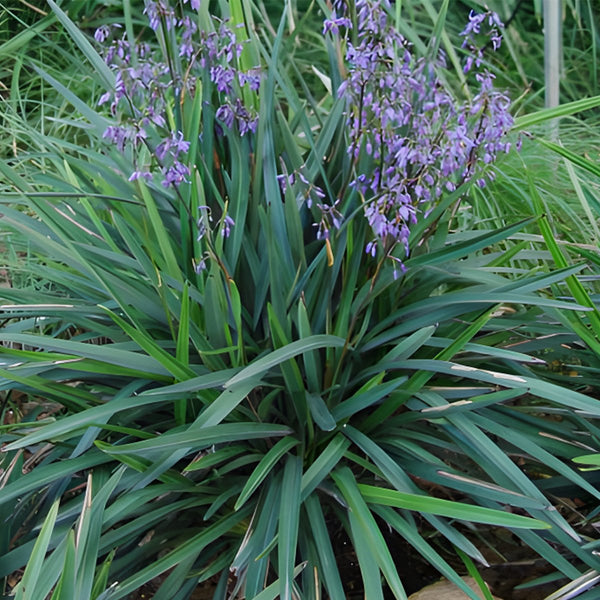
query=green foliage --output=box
[1,1,600,599]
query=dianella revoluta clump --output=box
[95,0,260,191]
[322,0,518,275]
[3,1,600,598]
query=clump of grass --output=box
[1,1,600,599]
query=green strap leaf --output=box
[278,455,303,600]
[306,392,336,431]
[406,218,536,267]
[513,95,600,130]
[235,436,299,510]
[303,495,346,600]
[13,500,61,600]
[359,484,550,529]
[96,423,292,456]
[99,306,195,381]
[301,434,350,500]
[224,335,345,388]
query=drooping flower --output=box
[322,14,352,35]
[161,161,190,187]
[221,215,235,237]
[129,170,153,182]
[183,0,201,11]
[144,1,177,32]
[155,131,190,161]
[178,15,197,58]
[94,25,111,43]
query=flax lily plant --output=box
[1,1,600,599]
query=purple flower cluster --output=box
[154,131,191,187]
[323,0,517,272]
[461,10,504,72]
[94,1,260,188]
[142,0,200,32]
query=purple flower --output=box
[103,125,133,152]
[161,161,190,187]
[460,10,487,38]
[315,199,342,238]
[98,91,112,106]
[144,0,176,32]
[144,1,160,30]
[146,106,167,129]
[171,131,190,154]
[323,15,352,35]
[194,256,207,273]
[210,65,235,94]
[316,222,330,240]
[238,69,262,92]
[94,25,111,43]
[460,10,504,66]
[156,131,190,161]
[95,0,264,199]
[129,170,153,182]
[215,100,258,136]
[183,0,201,10]
[221,215,235,237]
[216,104,235,129]
[179,16,197,58]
